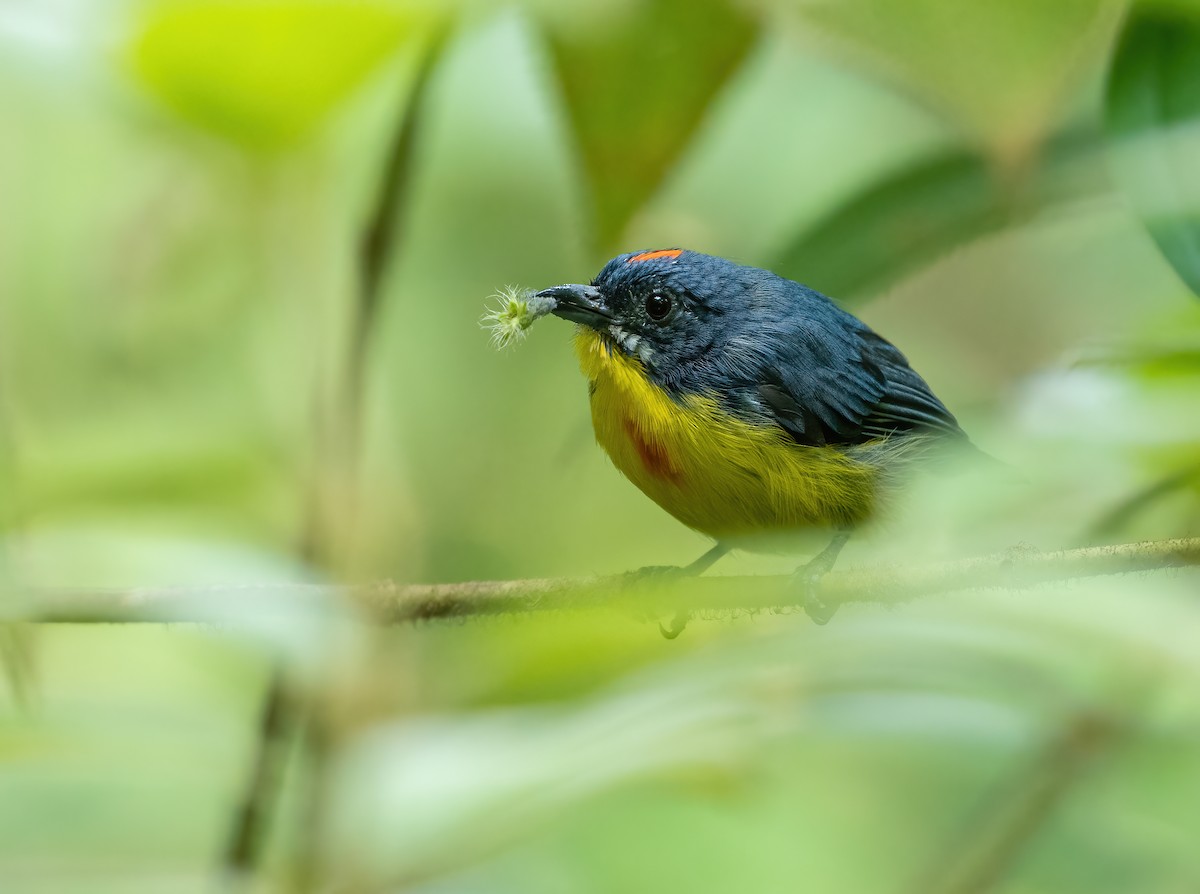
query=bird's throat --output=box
[575,327,685,485]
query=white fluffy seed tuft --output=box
[480,286,556,350]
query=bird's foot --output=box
[793,549,843,624]
[658,611,691,640]
[798,569,836,625]
[622,566,693,638]
[792,532,850,625]
[624,545,730,639]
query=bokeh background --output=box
[3,0,1200,891]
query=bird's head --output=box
[534,248,772,389]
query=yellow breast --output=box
[574,330,878,541]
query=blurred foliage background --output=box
[2,0,1200,891]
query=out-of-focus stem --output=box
[226,27,448,889]
[223,668,298,880]
[907,709,1123,894]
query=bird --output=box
[532,248,970,631]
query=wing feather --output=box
[727,286,964,448]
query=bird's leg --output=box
[794,530,851,625]
[680,542,732,576]
[630,541,730,581]
[626,542,730,640]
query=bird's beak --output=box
[535,283,612,329]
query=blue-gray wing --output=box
[735,295,965,448]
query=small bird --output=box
[533,248,969,629]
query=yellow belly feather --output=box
[575,330,878,541]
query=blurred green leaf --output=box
[1088,461,1200,538]
[772,132,1103,299]
[544,0,757,248]
[1106,8,1200,297]
[125,0,435,149]
[325,583,1200,890]
[762,0,1123,167]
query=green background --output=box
[2,0,1200,890]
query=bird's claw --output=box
[626,544,732,638]
[802,572,836,625]
[793,532,849,625]
[623,567,693,638]
[658,611,691,639]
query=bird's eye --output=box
[645,293,672,321]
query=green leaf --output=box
[1105,8,1200,298]
[125,0,436,149]
[543,0,757,250]
[757,0,1123,168]
[771,132,1103,300]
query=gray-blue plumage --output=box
[591,249,965,449]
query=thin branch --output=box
[0,623,35,710]
[349,26,446,428]
[1087,461,1200,539]
[17,537,1200,626]
[225,30,448,888]
[906,708,1123,894]
[223,667,298,880]
[0,338,38,711]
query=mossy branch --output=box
[15,537,1200,626]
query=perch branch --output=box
[13,537,1200,626]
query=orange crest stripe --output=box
[627,248,683,264]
